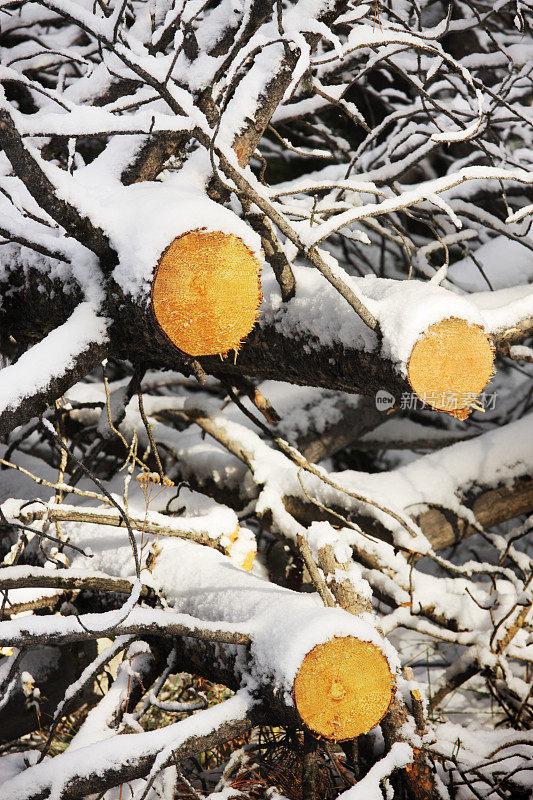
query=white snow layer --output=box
[1,690,252,800]
[259,266,533,373]
[0,303,108,417]
[336,742,413,799]
[41,156,264,299]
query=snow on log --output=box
[152,230,262,357]
[327,275,497,419]
[6,182,533,436]
[5,498,257,572]
[170,549,395,741]
[150,394,531,555]
[2,460,394,740]
[114,394,532,556]
[283,412,533,550]
[61,521,396,741]
[144,236,502,418]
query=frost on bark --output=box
[0,1,532,799]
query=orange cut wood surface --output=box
[152,230,262,357]
[407,317,494,417]
[226,527,257,572]
[293,636,393,741]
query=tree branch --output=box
[0,106,116,265]
[0,320,108,438]
[1,692,258,800]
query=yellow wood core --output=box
[152,230,262,357]
[293,636,393,741]
[407,317,494,418]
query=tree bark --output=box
[1,256,503,437]
[284,474,533,552]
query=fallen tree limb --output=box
[308,522,441,799]
[161,539,396,741]
[154,402,533,555]
[1,492,256,570]
[0,318,108,438]
[295,395,384,463]
[56,515,397,743]
[1,690,258,800]
[5,256,526,437]
[0,565,156,599]
[228,1,350,167]
[280,412,533,551]
[8,503,244,558]
[285,474,533,552]
[0,508,397,746]
[413,475,533,551]
[0,604,251,649]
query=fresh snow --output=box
[0,303,108,417]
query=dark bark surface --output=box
[0,265,409,437]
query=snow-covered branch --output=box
[0,0,532,796]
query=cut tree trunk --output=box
[50,523,395,743]
[1,250,499,436]
[148,538,395,742]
